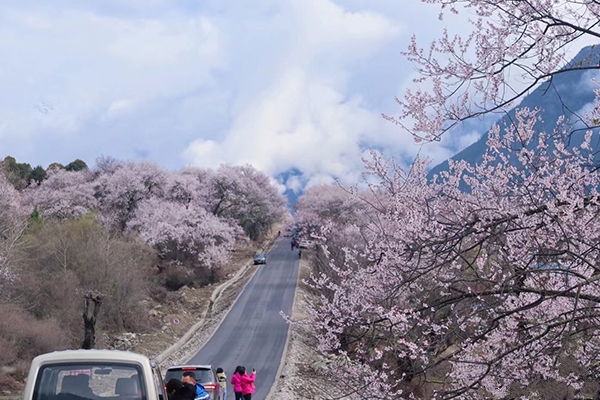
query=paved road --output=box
[188,238,300,399]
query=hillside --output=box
[429,45,600,176]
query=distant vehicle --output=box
[253,253,267,265]
[23,349,168,400]
[164,365,222,400]
[299,240,312,249]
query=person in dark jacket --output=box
[166,379,197,400]
[181,372,210,400]
[166,378,182,400]
[176,384,197,400]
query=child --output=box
[216,367,227,400]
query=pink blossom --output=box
[389,0,600,141]
[298,108,600,397]
[23,168,97,219]
[126,197,241,269]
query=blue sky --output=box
[0,0,547,192]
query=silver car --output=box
[253,253,267,265]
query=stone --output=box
[1,366,17,375]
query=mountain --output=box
[429,45,600,177]
[276,168,304,210]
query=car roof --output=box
[32,350,151,365]
[166,365,212,370]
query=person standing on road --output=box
[165,379,196,400]
[165,378,182,400]
[181,371,210,400]
[239,367,256,400]
[230,366,244,400]
[216,367,227,400]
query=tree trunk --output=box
[82,291,102,349]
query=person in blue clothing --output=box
[181,371,210,400]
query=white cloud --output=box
[183,0,411,188]
[457,131,482,152]
[0,4,223,137]
[0,0,483,193]
[106,99,137,118]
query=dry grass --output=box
[1,225,286,398]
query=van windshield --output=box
[33,363,145,400]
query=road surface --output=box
[188,238,300,399]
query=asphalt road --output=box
[188,238,300,400]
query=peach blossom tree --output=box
[390,0,600,142]
[299,109,600,399]
[22,168,97,220]
[0,172,26,297]
[126,197,241,270]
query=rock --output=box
[105,332,140,351]
[1,366,17,375]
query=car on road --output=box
[164,365,221,400]
[253,252,267,265]
[299,240,312,249]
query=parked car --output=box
[164,365,221,400]
[253,253,267,265]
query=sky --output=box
[0,0,586,194]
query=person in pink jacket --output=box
[230,366,243,400]
[239,367,256,400]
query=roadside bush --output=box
[0,303,69,368]
[0,374,25,392]
[192,266,218,287]
[14,216,155,338]
[163,265,193,291]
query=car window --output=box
[164,368,214,384]
[33,363,145,400]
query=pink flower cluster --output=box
[297,108,600,398]
[387,0,600,142]
[15,161,285,273]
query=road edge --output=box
[264,253,302,400]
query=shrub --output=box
[163,266,193,291]
[0,303,69,367]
